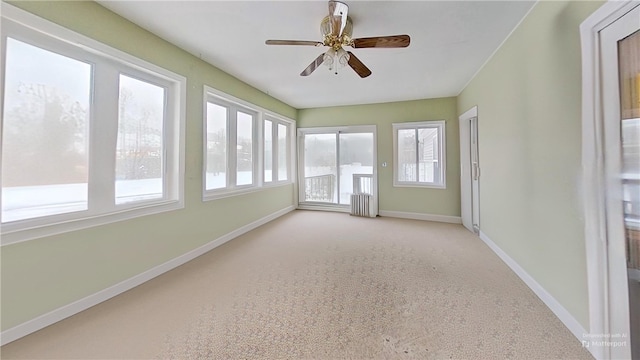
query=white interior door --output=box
[459,106,480,234]
[600,5,639,359]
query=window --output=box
[205,103,228,190]
[264,120,273,182]
[278,123,289,181]
[236,111,254,186]
[116,74,166,204]
[1,6,186,244]
[204,97,257,194]
[392,121,446,188]
[264,117,290,183]
[2,37,92,223]
[203,87,293,200]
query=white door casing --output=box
[601,5,639,360]
[581,2,640,359]
[470,116,480,233]
[459,106,479,234]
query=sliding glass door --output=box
[298,126,376,211]
[338,132,374,204]
[303,133,337,203]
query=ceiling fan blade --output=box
[352,35,411,48]
[300,53,326,76]
[328,1,348,37]
[265,40,323,46]
[347,51,372,78]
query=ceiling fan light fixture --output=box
[323,49,335,70]
[324,48,350,74]
[337,47,350,66]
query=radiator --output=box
[350,194,371,217]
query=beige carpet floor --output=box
[1,210,592,359]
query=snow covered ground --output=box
[2,178,162,222]
[3,165,373,222]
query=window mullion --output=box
[88,63,119,213]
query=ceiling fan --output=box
[265,1,410,78]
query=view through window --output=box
[300,129,374,206]
[2,38,91,222]
[393,121,446,188]
[203,89,294,200]
[1,14,185,240]
[116,74,166,204]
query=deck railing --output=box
[304,174,335,202]
[304,173,373,202]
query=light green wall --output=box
[2,0,606,338]
[1,1,296,331]
[458,0,603,329]
[298,97,460,217]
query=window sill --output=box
[1,199,184,246]
[202,181,293,202]
[393,182,447,190]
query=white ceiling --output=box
[98,1,535,109]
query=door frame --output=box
[459,106,479,234]
[580,2,640,359]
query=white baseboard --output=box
[478,231,588,348]
[379,210,462,224]
[0,205,296,346]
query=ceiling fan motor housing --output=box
[321,15,353,50]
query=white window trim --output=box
[264,115,292,185]
[204,95,259,193]
[202,86,295,201]
[392,120,446,189]
[0,3,187,246]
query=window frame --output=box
[203,94,259,195]
[392,120,446,189]
[202,86,294,201]
[114,71,174,206]
[0,3,187,245]
[264,115,292,185]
